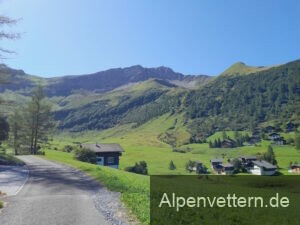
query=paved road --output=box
[0,156,109,225]
[0,165,28,196]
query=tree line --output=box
[4,85,55,155]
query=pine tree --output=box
[217,138,221,148]
[24,85,55,154]
[222,131,227,140]
[8,108,23,155]
[209,140,213,148]
[169,160,176,170]
[295,131,300,150]
[264,145,277,165]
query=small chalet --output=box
[273,137,286,145]
[264,126,275,133]
[210,159,223,174]
[286,122,297,133]
[249,160,277,176]
[81,143,124,169]
[269,133,280,141]
[248,136,260,145]
[221,139,235,148]
[222,163,234,175]
[252,130,260,138]
[288,164,300,174]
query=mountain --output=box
[185,59,300,138]
[0,60,299,139]
[0,64,211,96]
[220,61,275,76]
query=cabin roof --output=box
[210,158,223,163]
[223,163,234,168]
[291,164,300,168]
[253,160,277,169]
[240,155,257,160]
[269,132,280,136]
[81,143,124,153]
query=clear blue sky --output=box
[0,0,299,77]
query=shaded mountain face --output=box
[0,64,35,92]
[0,64,212,96]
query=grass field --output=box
[33,113,299,224]
[48,113,300,175]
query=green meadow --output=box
[49,113,300,175]
[36,113,299,224]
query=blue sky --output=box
[0,0,299,77]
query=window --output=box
[107,157,114,164]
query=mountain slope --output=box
[54,79,186,131]
[0,60,299,140]
[185,59,300,138]
[0,64,212,96]
[220,61,275,76]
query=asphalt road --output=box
[0,155,109,225]
[0,165,28,196]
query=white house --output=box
[249,160,277,175]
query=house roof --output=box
[240,155,257,160]
[210,158,223,163]
[253,160,277,169]
[223,163,234,168]
[291,164,300,168]
[81,143,124,153]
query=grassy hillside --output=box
[48,113,300,175]
[220,61,275,76]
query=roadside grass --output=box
[41,150,150,224]
[0,151,25,166]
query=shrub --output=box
[63,145,73,153]
[186,160,196,173]
[169,160,176,170]
[172,148,186,153]
[73,148,97,164]
[0,200,3,209]
[232,158,242,173]
[37,150,45,155]
[124,161,148,175]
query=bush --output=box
[124,161,148,175]
[232,158,242,173]
[169,160,176,170]
[73,148,97,164]
[63,145,73,153]
[186,160,196,173]
[37,150,45,155]
[0,200,3,209]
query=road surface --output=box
[0,155,110,225]
[0,165,28,196]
